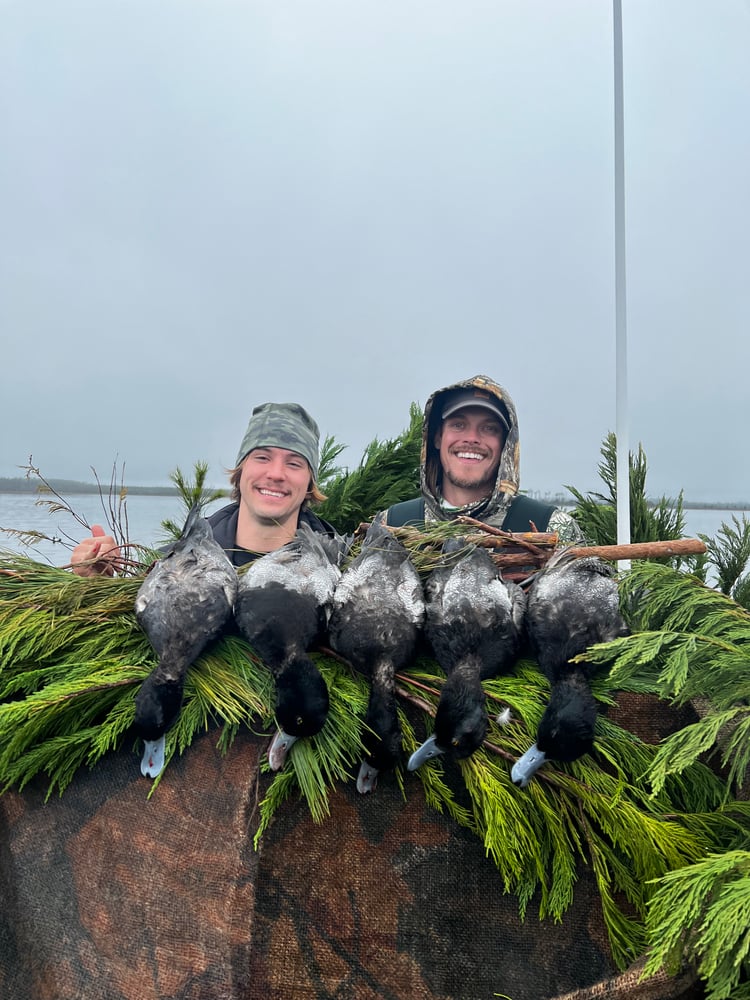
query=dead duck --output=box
[408,536,526,771]
[328,518,425,793]
[234,522,347,770]
[511,547,630,787]
[134,503,238,778]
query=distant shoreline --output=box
[0,478,183,498]
[0,478,747,510]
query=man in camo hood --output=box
[383,374,582,543]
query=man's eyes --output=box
[251,452,304,468]
[448,420,501,434]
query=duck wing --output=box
[525,548,628,683]
[328,519,424,672]
[235,523,343,658]
[425,537,525,678]
[237,522,343,606]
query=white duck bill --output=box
[356,760,380,794]
[140,736,166,778]
[511,743,548,787]
[268,728,299,771]
[407,734,446,771]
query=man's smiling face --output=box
[434,406,505,506]
[238,447,312,526]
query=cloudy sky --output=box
[2,0,748,505]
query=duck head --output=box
[269,657,330,771]
[356,687,404,794]
[511,673,598,787]
[133,674,185,778]
[408,672,488,770]
[134,674,185,741]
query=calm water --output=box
[0,493,227,566]
[0,492,747,568]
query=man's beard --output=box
[443,467,495,496]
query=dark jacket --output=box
[208,502,337,568]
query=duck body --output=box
[328,519,425,793]
[134,503,238,777]
[233,522,345,769]
[408,536,526,770]
[511,548,629,787]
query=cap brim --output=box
[441,399,509,431]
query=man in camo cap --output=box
[70,401,336,575]
[208,401,337,566]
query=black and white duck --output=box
[328,518,425,794]
[234,522,347,770]
[511,547,630,787]
[134,503,238,778]
[408,535,526,771]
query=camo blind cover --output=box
[0,695,703,1000]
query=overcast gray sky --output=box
[2,1,748,504]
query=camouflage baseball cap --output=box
[235,402,320,479]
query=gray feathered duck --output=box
[233,522,348,770]
[408,536,526,771]
[328,518,425,794]
[133,503,238,778]
[511,547,630,788]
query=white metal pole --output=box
[613,0,631,554]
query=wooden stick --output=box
[373,518,706,561]
[564,538,706,560]
[457,515,557,549]
[490,552,562,567]
[465,532,556,555]
[457,516,706,560]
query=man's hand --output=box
[70,525,122,577]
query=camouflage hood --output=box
[420,374,521,525]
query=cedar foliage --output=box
[565,561,750,998]
[2,427,750,996]
[567,432,687,549]
[1,550,747,974]
[315,402,422,533]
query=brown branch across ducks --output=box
[456,515,557,555]
[565,538,707,560]
[456,514,707,562]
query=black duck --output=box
[234,522,346,770]
[134,503,238,777]
[511,547,629,787]
[328,519,425,793]
[408,536,525,770]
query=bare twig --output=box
[394,684,435,715]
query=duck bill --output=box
[511,743,548,787]
[268,728,299,771]
[356,760,379,794]
[140,736,166,778]
[407,734,445,771]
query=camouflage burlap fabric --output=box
[0,695,705,1000]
